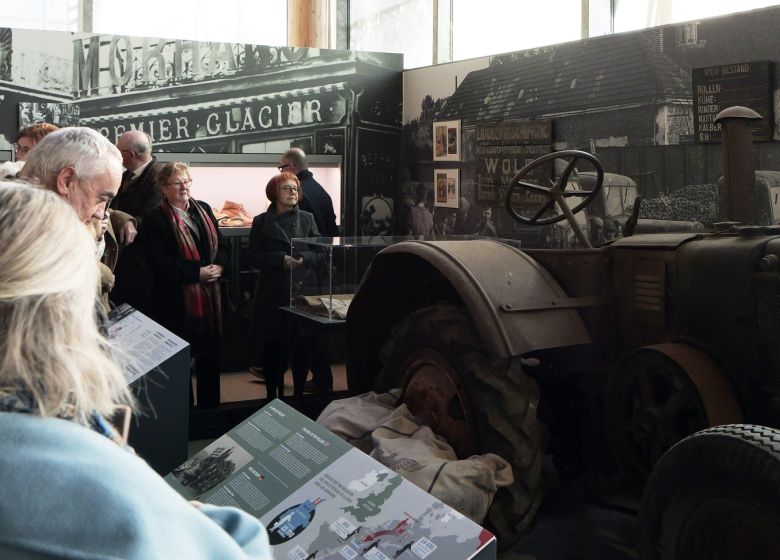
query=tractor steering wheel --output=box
[504,150,604,246]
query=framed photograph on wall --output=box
[433,120,460,161]
[434,168,459,209]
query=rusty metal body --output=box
[346,109,780,547]
[348,229,780,428]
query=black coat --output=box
[297,169,338,237]
[141,200,230,356]
[110,158,165,306]
[111,157,164,224]
[247,206,320,344]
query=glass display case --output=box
[289,235,523,323]
[156,152,342,228]
[289,236,404,324]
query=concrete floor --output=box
[506,465,639,559]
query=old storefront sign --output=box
[692,60,773,143]
[475,121,552,206]
[72,35,313,98]
[84,89,348,145]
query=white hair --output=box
[0,182,133,425]
[20,126,122,191]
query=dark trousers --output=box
[194,353,221,408]
[290,332,333,396]
[262,340,288,400]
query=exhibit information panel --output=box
[165,400,496,560]
[107,303,189,384]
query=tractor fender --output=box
[346,240,591,393]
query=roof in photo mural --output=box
[437,30,691,124]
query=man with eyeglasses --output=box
[21,127,123,225]
[279,147,339,237]
[113,130,164,224]
[109,130,164,314]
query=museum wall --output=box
[0,28,403,235]
[401,5,780,246]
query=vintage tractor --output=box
[345,108,780,557]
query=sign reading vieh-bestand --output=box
[692,60,774,143]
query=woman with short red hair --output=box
[248,172,320,400]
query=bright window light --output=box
[93,0,287,45]
[0,0,78,31]
[615,0,780,33]
[452,0,581,61]
[350,0,433,69]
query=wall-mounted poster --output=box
[433,120,460,161]
[435,168,459,208]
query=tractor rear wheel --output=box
[377,303,544,547]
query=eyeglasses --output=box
[280,185,300,193]
[277,163,292,171]
[13,144,31,155]
[166,179,192,187]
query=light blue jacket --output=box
[0,412,273,559]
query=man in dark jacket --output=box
[279,147,339,236]
[113,130,163,223]
[110,130,164,312]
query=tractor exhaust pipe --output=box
[714,106,763,224]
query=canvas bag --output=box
[316,390,402,453]
[317,391,514,523]
[369,413,513,523]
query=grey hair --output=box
[283,147,308,169]
[20,127,122,191]
[120,130,153,154]
[0,182,133,425]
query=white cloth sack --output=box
[316,390,401,453]
[317,391,514,523]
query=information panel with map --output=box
[165,400,496,560]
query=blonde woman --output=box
[0,183,270,559]
[141,162,229,409]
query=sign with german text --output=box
[475,144,552,206]
[692,61,773,143]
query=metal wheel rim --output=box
[617,355,710,474]
[674,497,780,559]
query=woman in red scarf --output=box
[141,162,229,409]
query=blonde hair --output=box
[0,182,132,425]
[155,161,191,190]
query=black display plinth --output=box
[108,305,190,475]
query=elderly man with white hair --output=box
[20,126,130,231]
[20,126,138,309]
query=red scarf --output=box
[160,199,222,336]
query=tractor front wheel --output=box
[377,303,544,546]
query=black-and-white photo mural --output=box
[0,29,402,235]
[402,5,780,246]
